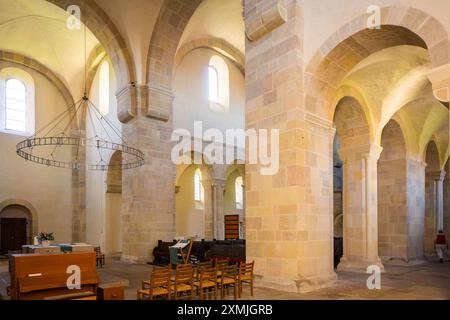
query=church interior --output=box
[0,0,449,300]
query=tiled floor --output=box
[1,258,449,300]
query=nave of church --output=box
[0,0,449,301]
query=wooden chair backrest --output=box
[221,265,237,280]
[215,259,229,270]
[198,267,217,283]
[239,261,254,275]
[151,267,171,288]
[175,264,193,283]
[197,260,213,270]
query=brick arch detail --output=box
[305,6,450,122]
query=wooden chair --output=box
[141,266,170,289]
[171,264,194,300]
[137,267,171,300]
[238,261,254,298]
[193,267,218,300]
[194,260,213,279]
[95,247,105,268]
[216,265,238,300]
[214,258,229,276]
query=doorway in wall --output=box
[0,205,32,255]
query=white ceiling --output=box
[179,0,245,55]
[0,0,100,99]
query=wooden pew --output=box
[9,252,99,300]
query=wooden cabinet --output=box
[97,285,124,300]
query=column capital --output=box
[212,178,226,189]
[428,63,450,102]
[427,170,446,181]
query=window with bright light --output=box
[5,79,26,132]
[99,61,110,115]
[208,55,229,111]
[208,66,219,103]
[235,176,243,209]
[194,168,203,202]
[0,68,35,136]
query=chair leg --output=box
[233,284,237,300]
[250,280,254,296]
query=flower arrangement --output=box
[37,232,54,242]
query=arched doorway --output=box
[0,205,32,255]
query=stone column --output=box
[337,144,384,272]
[424,170,446,255]
[245,0,336,293]
[120,85,176,263]
[444,169,450,241]
[212,179,226,240]
[405,158,426,261]
[202,177,214,240]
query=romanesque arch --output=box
[175,37,244,74]
[0,199,39,237]
[0,51,74,109]
[305,6,450,121]
[145,0,203,121]
[45,0,136,90]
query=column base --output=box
[254,271,337,293]
[337,257,384,273]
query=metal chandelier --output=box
[16,10,144,171]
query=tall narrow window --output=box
[194,168,203,202]
[208,66,219,103]
[5,79,26,132]
[235,176,243,209]
[99,61,110,115]
[208,56,229,111]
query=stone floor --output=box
[1,258,449,300]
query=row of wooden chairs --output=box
[137,260,254,300]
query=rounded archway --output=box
[0,200,38,255]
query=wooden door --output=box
[0,218,27,254]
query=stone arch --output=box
[378,119,408,262]
[0,50,74,111]
[86,45,108,97]
[45,0,136,90]
[0,199,39,237]
[425,140,441,172]
[145,0,203,120]
[305,6,450,121]
[175,151,214,240]
[333,96,372,152]
[106,151,122,193]
[175,151,214,186]
[175,37,244,74]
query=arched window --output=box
[0,68,35,135]
[208,55,229,111]
[99,61,110,115]
[208,66,219,103]
[235,176,243,209]
[5,79,26,132]
[194,168,203,202]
